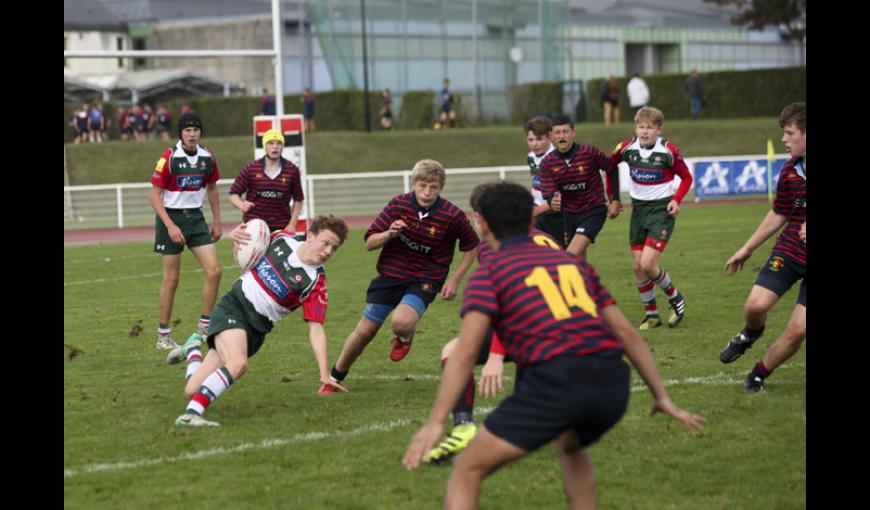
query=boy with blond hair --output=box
[320,159,479,393]
[611,106,693,330]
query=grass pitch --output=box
[64,202,805,509]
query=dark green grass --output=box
[64,202,805,509]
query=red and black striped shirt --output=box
[771,157,806,269]
[365,193,479,282]
[540,142,619,214]
[462,236,624,367]
[229,157,304,231]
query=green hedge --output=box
[399,91,436,130]
[586,66,806,123]
[510,82,563,124]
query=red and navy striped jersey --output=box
[610,137,693,203]
[229,157,304,231]
[150,142,220,209]
[462,236,624,366]
[476,228,560,264]
[771,157,806,269]
[365,193,479,282]
[477,229,562,356]
[539,142,618,214]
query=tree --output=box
[705,0,806,42]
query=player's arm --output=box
[600,304,705,431]
[441,247,478,300]
[364,220,407,251]
[307,320,348,393]
[479,335,505,398]
[228,171,254,213]
[286,200,303,233]
[149,185,185,245]
[667,143,693,217]
[724,210,787,275]
[596,148,622,219]
[403,310,491,470]
[228,192,254,213]
[205,182,223,242]
[532,202,553,217]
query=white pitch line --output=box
[64,365,804,478]
[64,265,240,287]
[64,405,495,479]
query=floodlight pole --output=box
[361,0,371,132]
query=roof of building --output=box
[64,0,128,32]
[64,69,244,104]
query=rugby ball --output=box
[235,219,270,272]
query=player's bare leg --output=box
[720,285,780,363]
[566,234,593,260]
[334,316,382,372]
[190,244,222,318]
[156,254,182,349]
[389,304,420,361]
[555,431,597,510]
[444,424,527,509]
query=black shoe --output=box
[744,372,765,393]
[719,330,757,364]
[638,314,663,330]
[667,294,685,328]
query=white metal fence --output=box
[63,166,530,231]
[63,154,781,231]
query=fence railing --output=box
[63,154,789,231]
[63,166,529,231]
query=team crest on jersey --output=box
[576,164,586,174]
[769,256,784,272]
[294,274,303,282]
[429,226,437,236]
[155,157,166,172]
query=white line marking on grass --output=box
[64,365,804,478]
[64,265,240,286]
[64,405,498,479]
[65,418,415,478]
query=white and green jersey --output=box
[240,232,328,324]
[528,145,555,205]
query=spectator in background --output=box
[181,103,194,115]
[76,104,90,143]
[133,104,147,141]
[684,69,705,120]
[302,88,316,133]
[69,107,84,144]
[118,107,133,141]
[439,78,456,128]
[261,88,276,115]
[143,104,156,139]
[601,76,620,126]
[155,105,172,141]
[380,88,394,129]
[627,73,650,118]
[88,101,106,143]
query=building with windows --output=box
[65,0,805,119]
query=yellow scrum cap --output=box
[262,129,285,146]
